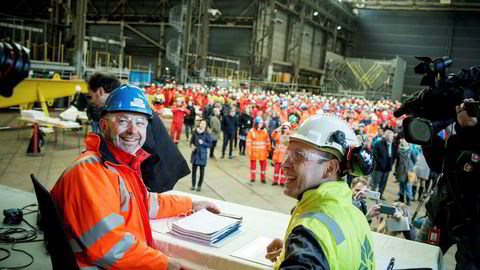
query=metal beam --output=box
[293,6,305,86]
[274,1,352,41]
[301,0,355,31]
[263,0,276,81]
[239,0,258,16]
[150,0,170,15]
[124,23,164,49]
[88,0,100,14]
[75,0,87,78]
[111,0,137,14]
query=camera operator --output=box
[416,98,480,269]
[393,61,480,269]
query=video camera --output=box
[0,41,31,98]
[394,56,480,145]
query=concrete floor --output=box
[0,110,456,269]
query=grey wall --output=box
[355,10,480,95]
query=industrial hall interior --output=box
[1,0,480,269]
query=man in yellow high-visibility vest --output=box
[266,114,376,270]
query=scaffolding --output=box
[323,54,406,99]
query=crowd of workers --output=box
[58,72,447,269]
[150,81,441,243]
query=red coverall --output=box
[170,105,190,144]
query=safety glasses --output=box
[284,150,330,163]
[108,115,148,129]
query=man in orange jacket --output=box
[247,116,271,183]
[51,85,219,270]
[271,122,291,185]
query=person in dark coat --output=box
[87,71,190,193]
[190,120,211,192]
[202,100,214,128]
[184,100,196,140]
[232,102,241,149]
[238,107,253,156]
[221,106,238,159]
[370,129,397,200]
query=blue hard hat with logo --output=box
[103,85,153,118]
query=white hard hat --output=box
[289,114,358,160]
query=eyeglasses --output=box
[284,150,330,163]
[108,115,148,129]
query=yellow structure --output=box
[0,74,88,118]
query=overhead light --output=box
[337,26,342,30]
[313,11,319,16]
[165,67,170,71]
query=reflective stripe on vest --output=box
[70,213,125,253]
[298,212,345,245]
[80,267,100,270]
[63,155,101,176]
[94,233,135,268]
[252,142,266,145]
[106,165,129,213]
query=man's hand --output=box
[354,189,368,200]
[366,205,381,220]
[265,238,283,262]
[192,201,221,214]
[198,139,203,144]
[456,98,478,127]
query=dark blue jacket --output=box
[373,139,398,172]
[222,114,238,135]
[190,130,212,166]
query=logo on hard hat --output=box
[130,98,146,109]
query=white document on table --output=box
[173,209,240,234]
[231,236,274,267]
[387,216,410,232]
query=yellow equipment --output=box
[0,74,88,117]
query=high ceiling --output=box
[344,0,480,11]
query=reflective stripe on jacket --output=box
[247,128,270,160]
[275,181,375,270]
[51,133,192,269]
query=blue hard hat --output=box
[255,116,263,124]
[103,85,153,118]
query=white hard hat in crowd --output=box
[289,114,358,160]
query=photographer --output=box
[397,63,480,269]
[416,98,480,269]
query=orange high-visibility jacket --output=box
[51,134,192,270]
[247,128,270,160]
[271,130,288,163]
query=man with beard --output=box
[87,72,190,192]
[265,114,375,269]
[51,85,219,269]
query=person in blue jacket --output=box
[190,119,212,191]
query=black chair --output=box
[30,174,81,270]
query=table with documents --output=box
[152,191,446,270]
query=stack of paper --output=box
[169,209,242,245]
[21,110,44,119]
